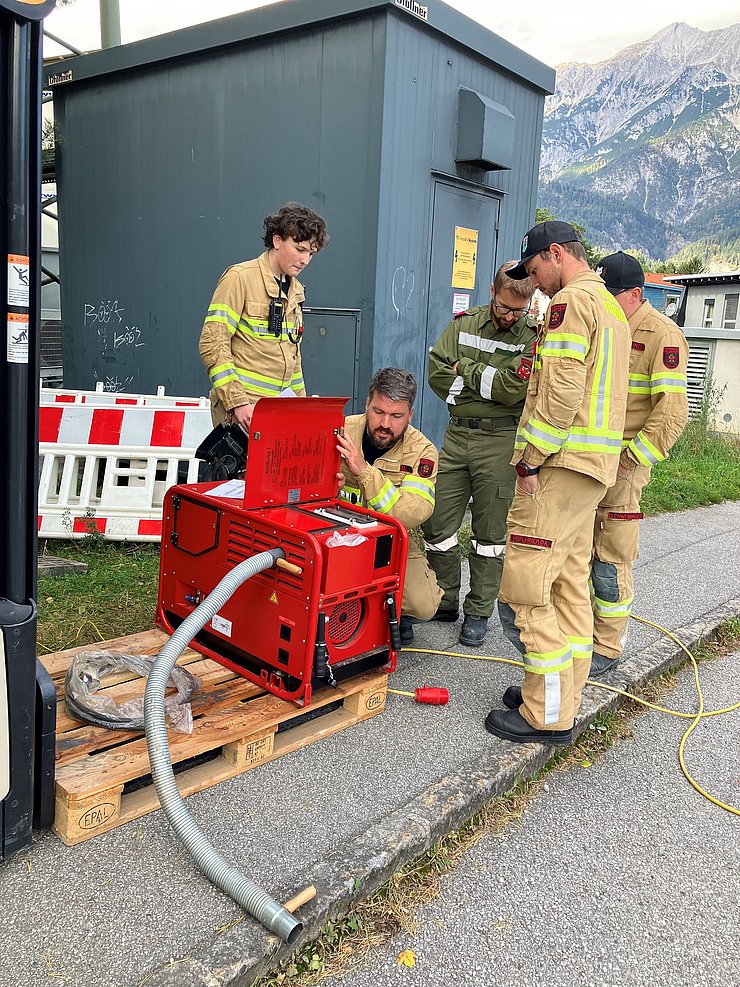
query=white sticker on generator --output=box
[8,254,30,307]
[212,614,233,637]
[7,312,29,364]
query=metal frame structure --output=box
[1,0,57,860]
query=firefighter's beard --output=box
[367,425,404,450]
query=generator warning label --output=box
[212,613,232,637]
[269,591,279,605]
[8,254,30,307]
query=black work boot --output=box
[484,707,572,746]
[399,615,415,646]
[589,652,621,678]
[430,606,459,623]
[502,685,522,709]
[459,615,488,647]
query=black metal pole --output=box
[0,0,56,861]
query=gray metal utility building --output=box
[46,0,554,442]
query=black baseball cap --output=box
[595,251,645,296]
[507,221,583,280]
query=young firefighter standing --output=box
[423,262,537,647]
[487,222,630,746]
[588,252,689,676]
[199,203,329,428]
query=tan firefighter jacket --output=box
[199,251,306,422]
[514,270,630,487]
[339,414,438,529]
[622,301,689,467]
[428,305,538,419]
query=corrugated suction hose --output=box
[143,547,303,944]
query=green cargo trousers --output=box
[422,419,518,618]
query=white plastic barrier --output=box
[38,402,213,542]
[40,382,210,409]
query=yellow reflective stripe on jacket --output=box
[206,304,241,336]
[517,417,569,454]
[400,474,435,507]
[599,288,625,323]
[233,365,288,396]
[368,479,401,514]
[290,370,305,391]
[628,431,666,466]
[564,426,623,454]
[649,371,686,395]
[523,643,572,674]
[209,361,239,387]
[628,373,651,394]
[590,324,613,433]
[539,332,588,361]
[237,317,298,343]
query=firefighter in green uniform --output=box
[422,261,537,647]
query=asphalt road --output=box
[330,651,740,987]
[1,501,739,987]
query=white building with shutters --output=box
[666,272,740,436]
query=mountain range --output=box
[537,22,740,268]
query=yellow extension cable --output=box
[401,612,740,817]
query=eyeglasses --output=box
[492,294,529,318]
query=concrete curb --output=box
[140,596,740,987]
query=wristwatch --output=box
[515,461,541,477]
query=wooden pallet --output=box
[40,629,388,846]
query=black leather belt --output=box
[450,416,517,431]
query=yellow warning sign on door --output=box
[451,227,478,289]
[269,591,279,605]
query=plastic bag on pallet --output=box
[64,651,200,734]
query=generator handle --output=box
[386,595,401,654]
[276,557,303,576]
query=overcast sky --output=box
[43,0,739,67]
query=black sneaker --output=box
[430,607,459,623]
[399,616,415,646]
[589,652,621,678]
[484,707,572,746]
[459,615,488,647]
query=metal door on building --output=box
[420,181,500,446]
[301,307,360,414]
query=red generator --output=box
[156,398,408,705]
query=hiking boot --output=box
[459,615,488,647]
[484,707,573,746]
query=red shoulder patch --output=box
[517,357,532,381]
[663,346,679,369]
[454,309,469,319]
[548,303,567,329]
[631,341,646,351]
[417,458,434,478]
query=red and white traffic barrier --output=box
[38,401,213,542]
[40,382,209,408]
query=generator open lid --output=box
[243,396,348,509]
